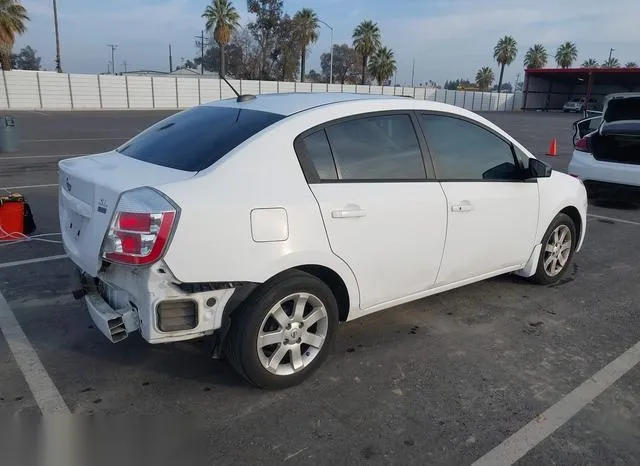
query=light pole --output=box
[107,44,118,75]
[318,19,333,84]
[52,0,62,72]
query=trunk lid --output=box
[58,151,195,276]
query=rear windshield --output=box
[117,106,285,171]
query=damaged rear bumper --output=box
[72,263,239,345]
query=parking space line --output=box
[0,154,71,160]
[0,254,68,270]
[1,183,58,190]
[0,290,70,414]
[472,340,640,466]
[587,214,640,227]
[20,137,127,143]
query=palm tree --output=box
[352,20,381,85]
[602,57,620,68]
[0,0,29,70]
[582,58,598,68]
[555,42,578,68]
[368,46,396,85]
[524,44,548,69]
[202,0,240,77]
[493,36,517,93]
[293,8,318,82]
[476,66,494,91]
[625,62,638,68]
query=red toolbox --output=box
[0,193,26,240]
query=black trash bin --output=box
[0,116,18,153]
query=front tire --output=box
[530,213,577,285]
[224,270,339,389]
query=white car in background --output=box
[59,92,587,388]
[569,93,640,199]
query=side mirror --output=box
[526,158,552,178]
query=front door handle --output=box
[332,207,367,218]
[451,201,474,213]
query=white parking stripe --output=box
[0,255,68,270]
[588,214,640,227]
[0,290,70,414]
[21,137,127,142]
[0,154,71,160]
[1,183,58,190]
[472,340,640,466]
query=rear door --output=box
[418,113,539,286]
[295,112,448,310]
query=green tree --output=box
[0,0,29,70]
[352,20,381,85]
[271,14,299,81]
[247,0,284,79]
[444,78,473,90]
[555,41,578,68]
[524,44,547,69]
[625,61,638,68]
[581,58,598,68]
[11,44,39,70]
[493,35,517,93]
[320,44,361,84]
[368,46,396,85]
[202,0,240,77]
[476,66,494,91]
[602,57,620,68]
[292,8,318,82]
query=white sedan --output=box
[569,93,640,198]
[59,92,587,388]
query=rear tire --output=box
[530,213,577,285]
[224,270,339,389]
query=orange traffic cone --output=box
[547,138,558,156]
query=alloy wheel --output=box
[257,292,329,376]
[543,224,572,277]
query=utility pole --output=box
[52,0,62,72]
[107,44,118,75]
[411,59,415,87]
[123,61,128,74]
[608,48,615,63]
[169,44,173,72]
[201,31,204,74]
[318,19,333,84]
[194,31,206,74]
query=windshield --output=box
[117,106,285,171]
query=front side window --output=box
[420,114,520,181]
[323,114,426,181]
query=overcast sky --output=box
[17,0,640,85]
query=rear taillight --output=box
[101,188,178,266]
[575,136,591,153]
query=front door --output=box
[418,113,539,285]
[295,113,448,310]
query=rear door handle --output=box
[331,208,367,218]
[451,201,474,213]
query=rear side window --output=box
[117,106,285,171]
[324,114,426,180]
[297,130,338,180]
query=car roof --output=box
[204,92,410,116]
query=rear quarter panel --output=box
[158,110,361,308]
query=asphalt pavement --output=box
[1,109,639,465]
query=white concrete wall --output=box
[0,70,522,112]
